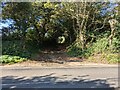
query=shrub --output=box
[91,37,120,53]
[2,41,31,58]
[0,55,27,64]
[88,53,120,64]
[67,45,92,58]
[105,53,120,63]
[108,37,120,53]
[92,38,108,54]
[67,46,83,57]
[67,37,120,63]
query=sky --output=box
[0,19,14,29]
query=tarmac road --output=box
[1,66,119,89]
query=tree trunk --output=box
[108,19,118,48]
[74,2,88,50]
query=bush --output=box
[0,55,27,64]
[67,45,92,58]
[87,37,120,63]
[91,37,120,53]
[2,41,31,58]
[67,37,120,63]
[67,46,82,57]
[92,38,108,54]
[105,53,120,63]
[88,53,120,64]
[26,29,40,46]
[108,37,120,53]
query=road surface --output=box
[1,66,119,89]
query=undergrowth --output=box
[0,55,27,64]
[67,37,120,63]
[1,40,40,64]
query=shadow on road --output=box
[2,73,116,89]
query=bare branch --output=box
[94,18,107,31]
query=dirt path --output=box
[34,50,83,63]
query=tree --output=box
[2,2,32,48]
[62,2,111,50]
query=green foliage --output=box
[91,37,120,54]
[2,41,31,58]
[88,53,120,64]
[25,29,39,48]
[109,37,120,53]
[67,45,92,58]
[67,37,120,64]
[67,46,82,57]
[0,55,27,64]
[105,53,120,63]
[2,40,41,64]
[92,38,108,54]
